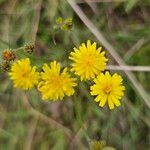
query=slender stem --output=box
[13,47,24,51]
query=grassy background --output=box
[0,0,150,149]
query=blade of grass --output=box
[23,115,39,150]
[77,0,126,3]
[106,65,150,72]
[22,92,73,140]
[124,38,146,61]
[31,0,43,43]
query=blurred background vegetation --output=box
[0,0,150,149]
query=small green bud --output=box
[61,17,73,31]
[53,25,59,30]
[56,17,63,24]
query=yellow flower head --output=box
[90,140,106,150]
[9,58,39,90]
[69,40,108,81]
[38,61,77,100]
[90,71,125,109]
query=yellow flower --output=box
[90,71,125,109]
[90,140,106,150]
[69,40,108,81]
[38,61,77,100]
[9,58,39,90]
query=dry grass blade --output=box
[69,123,89,149]
[67,0,150,108]
[124,97,150,127]
[22,92,73,140]
[31,109,73,139]
[106,65,150,72]
[31,0,43,43]
[23,115,39,150]
[77,0,126,3]
[124,38,146,60]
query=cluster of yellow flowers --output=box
[9,40,125,109]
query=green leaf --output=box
[125,0,139,13]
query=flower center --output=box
[85,57,94,67]
[21,71,28,78]
[104,85,112,94]
[52,76,62,89]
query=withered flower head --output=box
[24,43,35,54]
[3,50,16,61]
[1,61,11,72]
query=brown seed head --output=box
[3,50,16,61]
[1,61,11,72]
[24,43,35,54]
